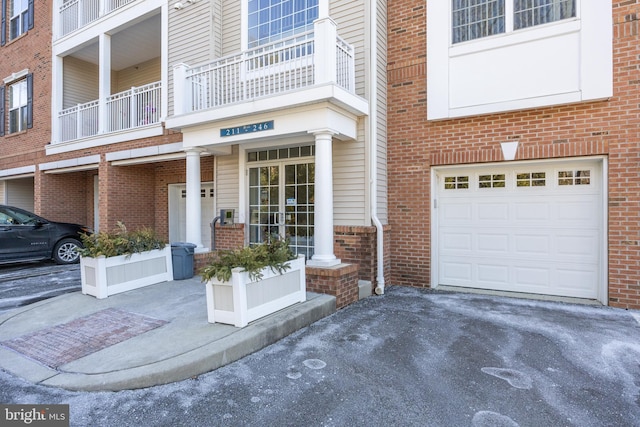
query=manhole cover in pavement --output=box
[0,308,167,369]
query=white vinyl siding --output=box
[375,0,388,223]
[168,0,220,116]
[63,57,98,109]
[331,0,386,225]
[215,145,240,218]
[331,0,366,223]
[221,0,241,55]
[0,181,5,203]
[165,0,380,229]
[331,0,366,98]
[113,57,161,93]
[334,126,366,225]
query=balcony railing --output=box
[58,82,161,143]
[174,19,355,115]
[59,0,136,37]
[59,100,100,142]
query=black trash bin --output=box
[171,242,197,280]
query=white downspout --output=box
[369,0,385,295]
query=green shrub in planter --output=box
[200,236,296,282]
[78,221,165,258]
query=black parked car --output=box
[0,205,91,265]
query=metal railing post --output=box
[76,108,81,139]
[130,86,137,128]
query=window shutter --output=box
[0,85,5,136]
[26,74,33,129]
[27,0,34,30]
[1,0,6,46]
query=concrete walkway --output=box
[0,277,335,391]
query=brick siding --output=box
[387,0,640,308]
[0,0,53,202]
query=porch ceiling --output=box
[66,14,161,71]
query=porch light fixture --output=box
[174,2,184,10]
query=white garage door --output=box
[436,159,602,299]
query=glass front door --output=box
[249,161,315,259]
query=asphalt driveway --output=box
[1,286,639,426]
[0,262,80,314]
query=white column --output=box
[98,33,111,134]
[307,130,340,267]
[185,149,203,249]
[52,55,63,143]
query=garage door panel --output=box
[477,233,509,252]
[437,160,602,300]
[477,264,509,285]
[556,234,599,258]
[441,203,472,220]
[478,203,509,221]
[555,199,599,222]
[514,266,550,288]
[514,234,551,255]
[441,231,473,250]
[441,261,472,283]
[514,202,551,221]
[555,267,597,298]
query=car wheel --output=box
[53,238,82,264]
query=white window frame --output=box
[451,0,578,45]
[513,0,576,30]
[9,0,29,40]
[8,79,27,133]
[243,0,319,50]
[427,1,612,120]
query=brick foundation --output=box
[306,263,359,309]
[193,225,245,275]
[334,224,391,289]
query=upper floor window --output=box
[514,0,575,29]
[10,0,29,39]
[1,0,33,45]
[0,73,33,136]
[248,0,318,48]
[452,0,576,44]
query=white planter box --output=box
[81,246,174,299]
[205,255,306,328]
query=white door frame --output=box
[168,182,214,247]
[430,155,608,305]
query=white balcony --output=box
[58,82,161,143]
[58,0,136,38]
[169,18,365,134]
